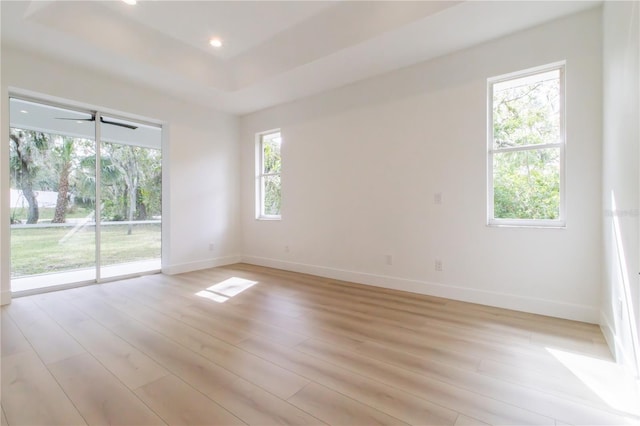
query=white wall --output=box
[601,1,640,377]
[0,46,241,304]
[240,8,603,323]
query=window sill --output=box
[487,220,566,229]
[257,216,281,221]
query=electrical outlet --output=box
[435,258,442,272]
[385,254,393,265]
[284,245,290,253]
[434,192,442,205]
[208,243,215,251]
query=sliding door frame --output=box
[7,93,163,294]
[95,110,103,282]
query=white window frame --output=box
[255,129,282,220]
[487,62,566,228]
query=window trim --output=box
[487,62,566,228]
[255,129,282,220]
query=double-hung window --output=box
[488,63,565,227]
[256,130,282,219]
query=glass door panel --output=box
[99,116,162,279]
[9,98,96,292]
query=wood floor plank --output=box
[530,330,612,359]
[189,299,350,348]
[47,353,166,425]
[218,271,537,349]
[133,270,368,350]
[117,274,313,348]
[288,383,409,426]
[1,309,32,358]
[5,263,637,426]
[303,307,558,368]
[1,406,8,426]
[65,289,133,329]
[75,301,323,426]
[242,336,551,425]
[5,298,86,365]
[284,303,577,378]
[357,339,480,372]
[355,343,584,402]
[186,268,556,372]
[1,351,87,425]
[31,294,170,390]
[295,337,635,425]
[93,275,278,345]
[109,323,323,425]
[454,414,490,426]
[79,287,252,345]
[289,294,525,352]
[94,291,310,399]
[237,335,459,425]
[476,358,605,407]
[106,317,236,388]
[135,375,246,426]
[229,263,603,342]
[205,377,326,426]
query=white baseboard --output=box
[1,290,11,306]
[163,255,242,275]
[241,255,600,324]
[600,310,640,379]
[600,311,617,359]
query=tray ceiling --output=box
[1,1,600,115]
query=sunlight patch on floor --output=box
[195,277,258,303]
[547,347,640,416]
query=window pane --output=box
[10,133,97,278]
[493,148,560,220]
[493,69,560,149]
[262,134,281,174]
[100,140,162,279]
[9,98,97,291]
[262,175,281,216]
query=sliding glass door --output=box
[9,97,162,293]
[99,116,162,279]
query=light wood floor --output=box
[1,263,638,425]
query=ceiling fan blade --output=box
[100,117,137,130]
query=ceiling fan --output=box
[56,114,138,130]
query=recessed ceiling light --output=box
[76,121,84,124]
[20,110,28,114]
[122,0,137,5]
[209,38,223,48]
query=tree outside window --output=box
[488,64,565,227]
[257,130,281,219]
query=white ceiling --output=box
[1,1,600,115]
[100,1,337,60]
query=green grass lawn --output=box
[10,206,95,223]
[11,224,160,277]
